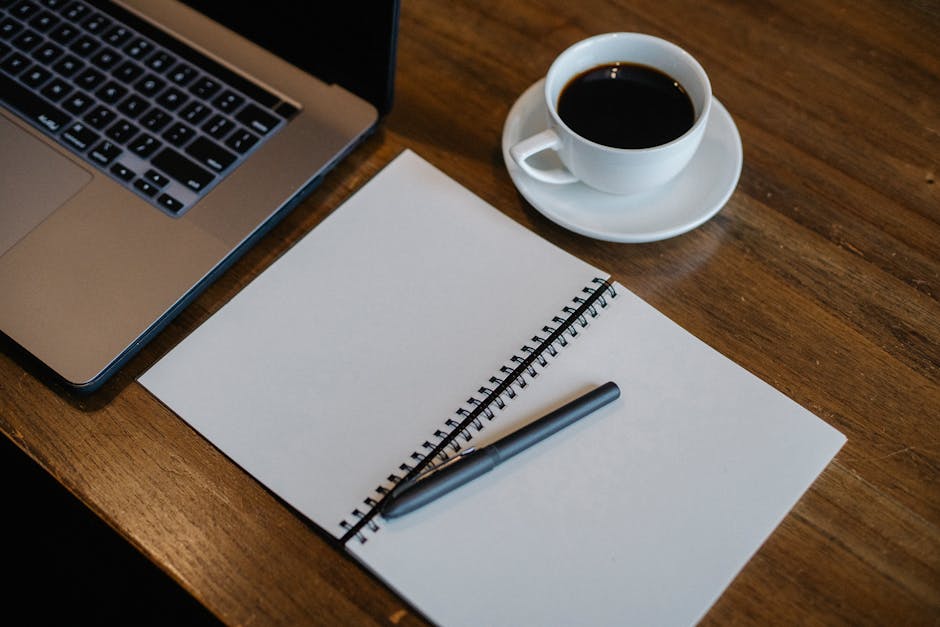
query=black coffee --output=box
[557,63,695,149]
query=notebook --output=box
[140,150,846,626]
[0,0,400,391]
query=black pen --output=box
[380,381,621,519]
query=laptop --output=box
[0,0,400,391]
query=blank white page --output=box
[350,286,846,626]
[140,150,602,535]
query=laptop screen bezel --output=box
[178,0,400,116]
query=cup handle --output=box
[509,129,579,184]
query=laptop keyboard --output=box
[0,0,298,216]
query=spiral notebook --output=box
[140,150,846,626]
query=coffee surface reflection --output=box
[558,63,694,149]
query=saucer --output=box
[501,79,743,243]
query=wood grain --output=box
[1,0,937,624]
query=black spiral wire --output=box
[339,278,617,544]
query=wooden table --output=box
[2,0,937,623]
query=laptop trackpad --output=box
[0,116,92,256]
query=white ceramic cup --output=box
[510,33,711,196]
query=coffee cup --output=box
[510,33,711,196]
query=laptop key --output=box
[20,64,51,87]
[112,59,142,83]
[12,29,42,52]
[82,13,110,35]
[1,50,30,74]
[152,147,214,192]
[167,62,196,85]
[96,80,127,104]
[62,90,92,114]
[189,75,220,99]
[139,106,170,131]
[90,46,120,70]
[74,66,104,89]
[144,169,169,187]
[212,89,243,113]
[11,1,40,20]
[103,25,132,47]
[0,70,70,131]
[224,128,259,153]
[39,75,70,100]
[235,102,278,135]
[83,104,115,129]
[105,118,137,142]
[202,113,234,139]
[123,37,152,60]
[89,139,121,166]
[61,121,98,151]
[29,10,58,32]
[186,136,236,172]
[48,22,78,44]
[61,2,90,23]
[51,52,82,76]
[156,86,187,110]
[179,101,209,124]
[133,177,158,196]
[162,121,194,146]
[128,132,161,157]
[157,193,184,213]
[69,34,99,57]
[0,18,23,40]
[135,72,164,97]
[31,41,62,63]
[145,49,172,73]
[110,162,135,181]
[117,92,148,118]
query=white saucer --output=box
[501,79,743,243]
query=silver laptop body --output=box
[1,0,392,390]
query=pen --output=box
[380,381,621,519]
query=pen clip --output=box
[397,447,477,491]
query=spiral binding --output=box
[339,277,617,544]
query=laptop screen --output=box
[179,0,400,115]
